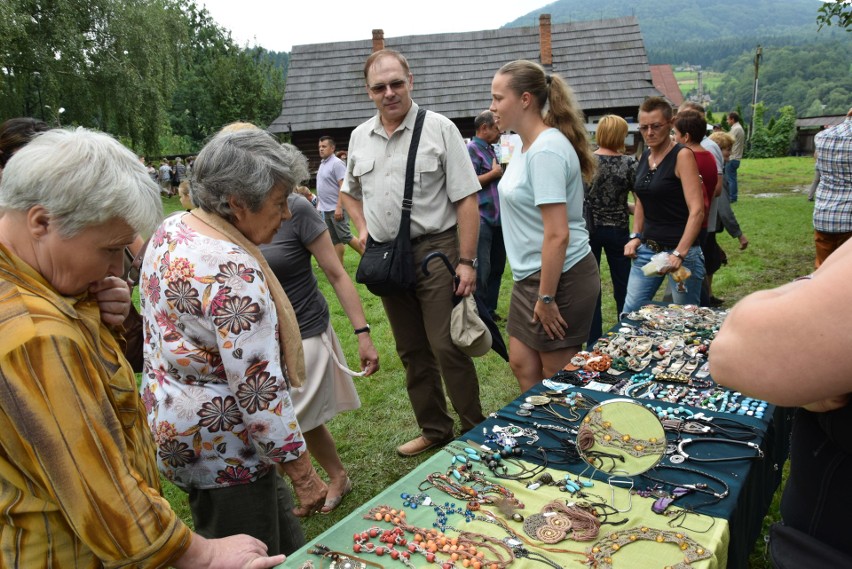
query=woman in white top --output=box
[489,60,600,391]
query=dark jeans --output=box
[475,219,506,317]
[587,225,630,347]
[188,467,304,556]
[725,159,740,202]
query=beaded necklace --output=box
[578,405,667,459]
[363,506,515,569]
[587,526,712,569]
[476,510,588,563]
[420,471,523,509]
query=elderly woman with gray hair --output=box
[0,127,286,567]
[140,128,327,557]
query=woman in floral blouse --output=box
[140,128,326,556]
[585,115,637,346]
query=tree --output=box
[746,103,796,158]
[817,1,852,31]
[167,4,286,152]
[0,0,287,155]
[0,0,184,154]
[712,42,851,122]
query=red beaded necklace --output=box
[362,505,515,569]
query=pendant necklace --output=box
[650,140,674,170]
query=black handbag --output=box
[356,108,426,296]
[769,522,852,568]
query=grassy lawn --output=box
[158,156,816,567]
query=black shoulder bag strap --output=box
[396,108,427,242]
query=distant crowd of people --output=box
[0,46,849,568]
[143,156,194,197]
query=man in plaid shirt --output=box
[813,107,852,268]
[467,111,506,320]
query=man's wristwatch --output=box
[538,294,555,304]
[671,250,683,259]
[459,257,478,268]
[354,325,371,335]
[629,232,642,240]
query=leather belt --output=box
[644,239,678,253]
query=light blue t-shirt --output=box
[498,128,590,281]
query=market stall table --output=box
[284,306,791,568]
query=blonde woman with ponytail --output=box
[490,60,600,391]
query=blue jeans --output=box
[475,220,506,317]
[622,244,706,315]
[725,159,740,202]
[587,225,631,347]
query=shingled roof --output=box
[650,64,684,107]
[269,15,662,135]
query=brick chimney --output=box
[372,29,384,52]
[539,14,552,66]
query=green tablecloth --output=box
[281,449,728,568]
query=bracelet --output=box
[354,325,371,335]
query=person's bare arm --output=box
[476,159,502,187]
[334,178,345,221]
[534,203,570,340]
[174,534,285,569]
[340,192,367,248]
[713,169,722,198]
[624,197,644,259]
[710,240,852,408]
[307,232,379,376]
[453,194,479,297]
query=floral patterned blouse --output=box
[140,214,305,491]
[586,154,638,230]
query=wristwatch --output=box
[671,250,683,259]
[354,325,371,335]
[459,257,478,268]
[629,232,642,240]
[538,294,555,304]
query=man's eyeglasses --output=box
[638,123,668,133]
[368,79,407,95]
[123,247,143,287]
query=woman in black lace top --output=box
[585,115,637,345]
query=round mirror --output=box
[577,398,666,476]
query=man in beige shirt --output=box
[341,49,485,456]
[726,111,745,203]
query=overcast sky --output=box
[200,0,554,52]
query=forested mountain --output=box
[713,42,851,119]
[505,0,837,56]
[505,0,849,119]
